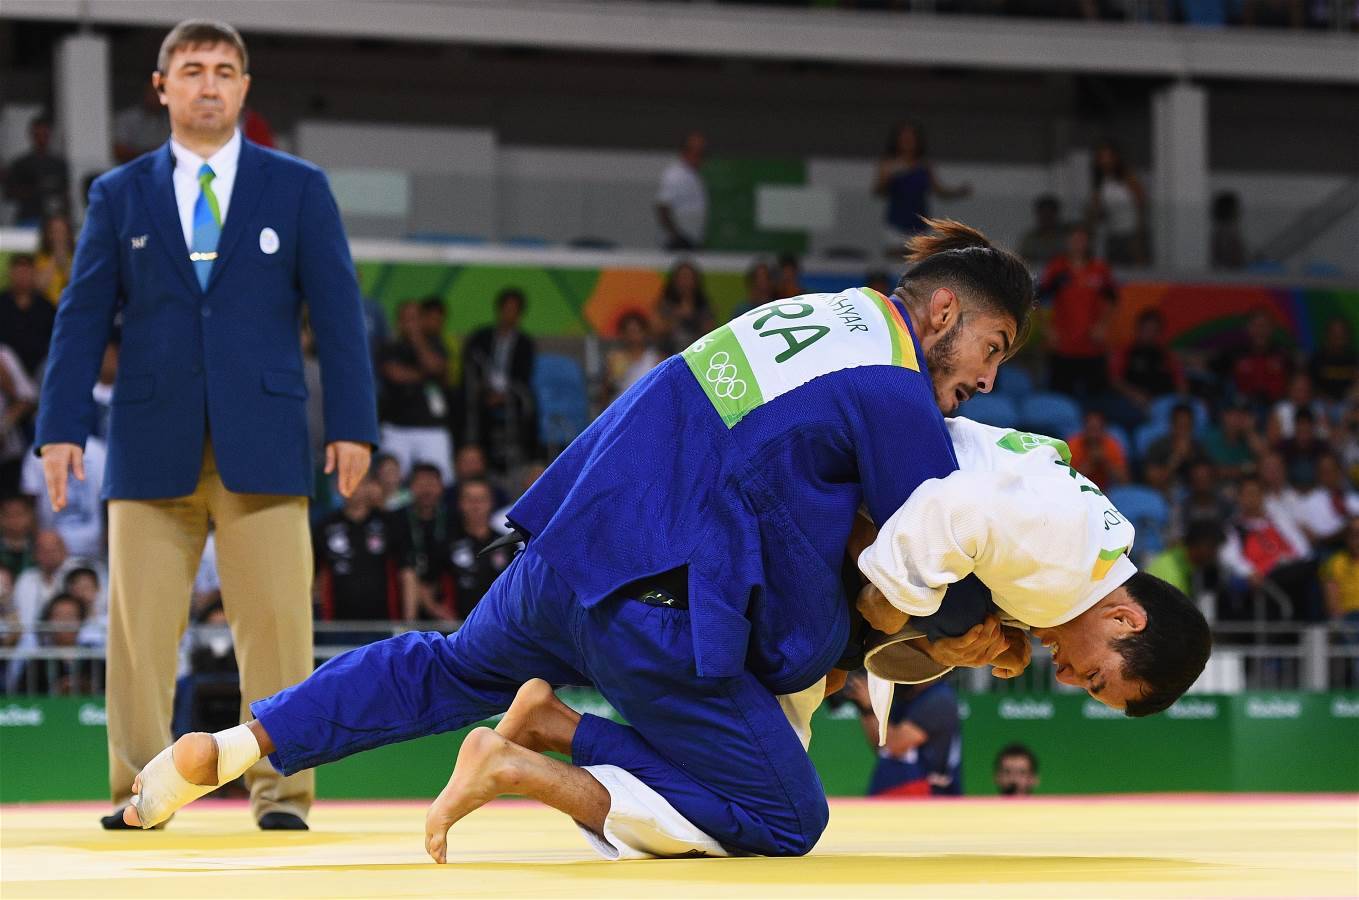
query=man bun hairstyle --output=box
[1115,571,1212,718]
[158,19,249,74]
[896,218,1036,358]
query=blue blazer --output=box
[36,138,379,500]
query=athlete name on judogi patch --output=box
[683,288,918,428]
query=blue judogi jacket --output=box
[510,290,958,694]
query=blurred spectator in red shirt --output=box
[1067,409,1128,489]
[1232,311,1291,408]
[242,107,275,147]
[1220,473,1317,621]
[1039,224,1117,402]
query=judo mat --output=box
[2,795,1355,899]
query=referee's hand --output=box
[39,443,84,513]
[325,440,372,498]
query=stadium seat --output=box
[1147,395,1210,434]
[532,353,590,451]
[957,394,1020,429]
[1106,485,1170,561]
[994,366,1035,398]
[1134,421,1170,459]
[1019,392,1082,438]
[1179,0,1228,25]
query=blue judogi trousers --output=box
[251,547,829,856]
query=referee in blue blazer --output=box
[35,20,378,831]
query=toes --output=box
[123,802,141,827]
[425,826,448,864]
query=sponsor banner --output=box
[1167,698,1220,720]
[0,704,44,727]
[1244,696,1303,720]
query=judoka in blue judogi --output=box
[125,222,1038,859]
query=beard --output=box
[924,319,962,405]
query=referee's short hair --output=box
[158,20,249,75]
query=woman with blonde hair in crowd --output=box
[34,212,75,305]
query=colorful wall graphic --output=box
[355,257,1357,358]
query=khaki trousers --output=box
[105,444,314,821]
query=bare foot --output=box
[425,727,528,864]
[122,732,219,827]
[494,679,580,755]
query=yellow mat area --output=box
[3,796,1356,898]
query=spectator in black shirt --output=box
[378,301,453,483]
[0,495,36,576]
[392,463,456,623]
[1108,309,1186,430]
[0,255,56,377]
[313,475,400,624]
[3,115,70,224]
[447,477,513,619]
[1144,403,1206,483]
[1310,318,1357,407]
[462,288,537,471]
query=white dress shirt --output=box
[655,159,707,247]
[169,129,241,249]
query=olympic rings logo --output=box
[704,351,747,400]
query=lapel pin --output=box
[259,227,280,255]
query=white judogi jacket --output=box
[863,417,1138,626]
[855,417,1139,742]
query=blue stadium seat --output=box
[994,366,1035,398]
[1147,395,1210,434]
[1019,392,1082,438]
[1179,0,1228,25]
[532,354,590,451]
[957,394,1020,429]
[1106,485,1170,561]
[1134,421,1170,459]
